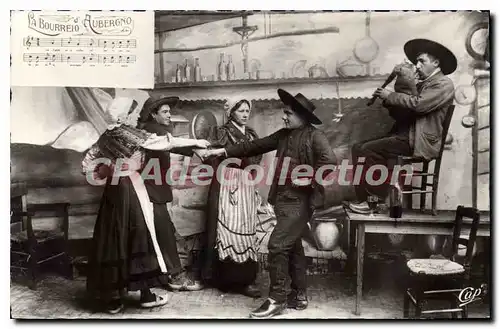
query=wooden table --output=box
[348,210,491,316]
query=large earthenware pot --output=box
[309,220,341,251]
[307,205,346,251]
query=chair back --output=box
[437,105,455,158]
[10,211,31,235]
[451,205,481,270]
[26,203,70,240]
[10,182,28,230]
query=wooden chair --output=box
[397,105,455,215]
[403,206,482,319]
[10,203,73,289]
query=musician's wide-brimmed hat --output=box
[277,88,322,125]
[404,38,457,75]
[139,95,180,123]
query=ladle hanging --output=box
[332,82,343,122]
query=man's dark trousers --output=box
[351,133,412,201]
[267,188,312,303]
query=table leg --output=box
[345,221,357,276]
[355,223,365,316]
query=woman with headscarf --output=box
[201,97,263,298]
[82,95,210,314]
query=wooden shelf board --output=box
[151,75,389,90]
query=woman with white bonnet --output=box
[201,96,263,298]
[82,94,210,314]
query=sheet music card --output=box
[10,11,154,88]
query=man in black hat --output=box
[202,89,336,318]
[348,38,456,214]
[138,95,205,291]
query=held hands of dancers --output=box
[207,148,226,158]
[194,148,226,161]
[195,139,211,149]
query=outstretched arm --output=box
[141,133,210,151]
[198,129,285,161]
[170,146,196,157]
[224,129,285,158]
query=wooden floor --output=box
[11,266,491,319]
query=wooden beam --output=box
[155,27,340,53]
[154,11,251,33]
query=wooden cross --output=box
[232,14,258,73]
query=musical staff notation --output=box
[23,53,137,64]
[23,36,137,49]
[12,11,153,88]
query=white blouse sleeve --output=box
[141,132,201,151]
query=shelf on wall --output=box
[148,74,390,101]
[152,75,389,89]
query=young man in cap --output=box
[202,89,336,318]
[138,95,204,291]
[347,38,457,214]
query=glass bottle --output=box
[194,58,201,82]
[175,64,182,83]
[389,178,403,219]
[218,53,226,81]
[367,195,378,218]
[226,55,235,80]
[183,59,191,82]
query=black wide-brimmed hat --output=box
[404,39,457,75]
[139,95,180,122]
[277,89,322,125]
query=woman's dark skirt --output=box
[213,253,258,291]
[86,177,168,300]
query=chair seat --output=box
[10,229,64,243]
[407,259,464,276]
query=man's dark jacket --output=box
[225,124,337,208]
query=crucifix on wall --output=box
[232,14,258,74]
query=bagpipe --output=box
[366,70,398,106]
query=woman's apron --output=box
[216,166,259,263]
